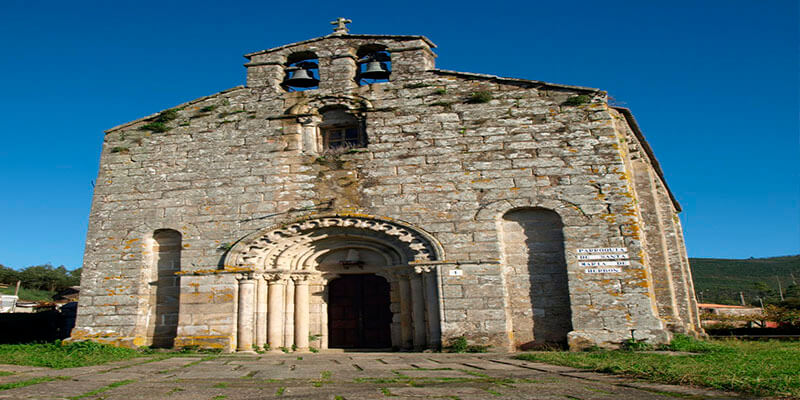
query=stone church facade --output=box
[73,20,702,352]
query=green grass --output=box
[562,94,591,106]
[0,287,54,301]
[0,376,69,390]
[515,335,800,398]
[67,379,135,399]
[0,341,143,369]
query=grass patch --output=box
[466,91,492,104]
[110,146,129,154]
[444,336,489,353]
[154,109,178,123]
[0,341,143,369]
[562,94,591,106]
[0,376,69,391]
[0,287,54,301]
[429,101,453,108]
[515,335,800,398]
[139,122,169,133]
[68,379,135,399]
[275,386,286,395]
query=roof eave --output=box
[613,106,682,212]
[104,86,246,134]
[431,69,601,93]
[244,34,437,59]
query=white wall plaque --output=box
[577,254,629,260]
[449,269,463,276]
[578,260,630,267]
[577,247,627,254]
[584,268,622,273]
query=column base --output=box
[293,347,310,353]
[237,350,258,354]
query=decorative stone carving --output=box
[227,216,442,271]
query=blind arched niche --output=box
[148,229,181,347]
[501,208,572,349]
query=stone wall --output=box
[73,31,697,351]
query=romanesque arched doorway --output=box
[224,215,444,352]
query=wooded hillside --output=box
[690,255,800,305]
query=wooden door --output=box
[328,274,391,348]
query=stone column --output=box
[283,278,295,349]
[420,266,442,349]
[236,275,256,352]
[410,272,426,349]
[267,275,286,351]
[293,275,310,352]
[255,274,268,349]
[397,274,413,349]
[299,115,321,154]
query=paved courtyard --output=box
[0,353,740,399]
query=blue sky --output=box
[0,0,797,270]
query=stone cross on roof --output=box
[330,17,352,35]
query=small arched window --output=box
[319,108,366,150]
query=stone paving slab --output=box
[0,353,745,400]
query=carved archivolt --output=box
[225,215,442,271]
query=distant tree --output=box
[752,281,776,304]
[781,284,800,309]
[0,264,20,284]
[68,268,82,284]
[15,264,79,292]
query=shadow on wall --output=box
[502,208,572,350]
[0,302,77,344]
[150,229,181,348]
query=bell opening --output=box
[357,50,391,86]
[284,55,320,91]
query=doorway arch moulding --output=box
[224,214,445,271]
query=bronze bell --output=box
[360,60,390,80]
[284,62,319,88]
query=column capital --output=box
[235,272,257,281]
[413,265,434,274]
[266,273,288,284]
[291,274,313,284]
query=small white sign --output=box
[584,268,622,274]
[577,247,628,254]
[578,260,630,267]
[449,269,463,276]
[577,254,629,260]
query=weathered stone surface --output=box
[73,24,700,353]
